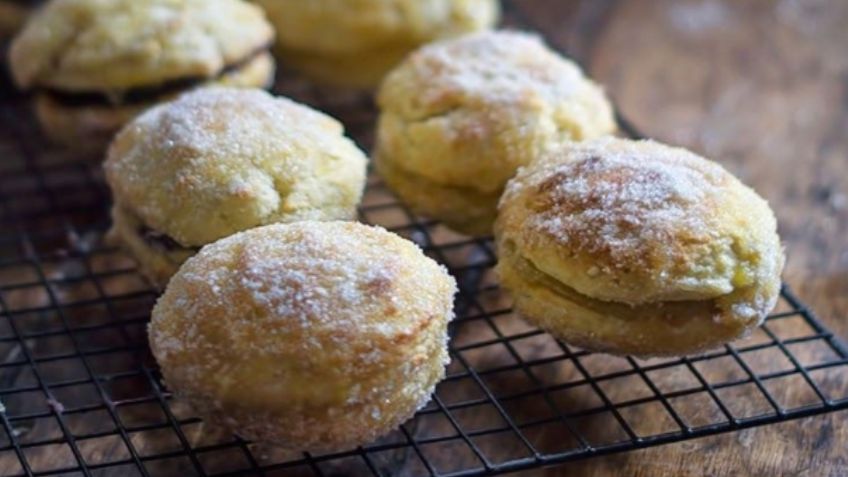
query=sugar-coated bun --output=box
[149,221,457,452]
[9,0,275,147]
[375,31,615,235]
[9,0,273,91]
[254,0,499,88]
[105,87,367,287]
[495,137,784,357]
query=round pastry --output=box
[375,31,615,236]
[253,0,499,88]
[149,221,457,451]
[495,137,784,357]
[8,0,275,148]
[104,87,368,288]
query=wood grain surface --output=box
[514,0,848,475]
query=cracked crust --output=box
[149,221,457,451]
[33,51,275,149]
[104,87,367,248]
[9,0,273,92]
[494,137,784,357]
[255,0,499,88]
[375,31,615,235]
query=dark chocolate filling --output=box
[139,226,200,254]
[42,45,270,107]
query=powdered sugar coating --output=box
[523,138,730,300]
[105,87,367,246]
[149,221,456,451]
[494,137,785,356]
[375,30,615,234]
[377,30,615,194]
[10,0,273,91]
[383,30,610,120]
[137,87,339,158]
[498,136,783,307]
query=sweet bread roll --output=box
[495,137,784,357]
[104,87,368,287]
[375,31,615,236]
[254,0,499,88]
[9,0,275,148]
[149,221,457,452]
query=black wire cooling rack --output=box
[1,2,847,476]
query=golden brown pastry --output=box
[495,137,784,357]
[149,221,457,452]
[375,31,616,236]
[253,0,499,88]
[104,87,368,288]
[8,0,275,148]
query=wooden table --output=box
[514,0,848,475]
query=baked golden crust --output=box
[255,0,499,87]
[375,31,615,235]
[9,0,273,91]
[149,221,457,451]
[374,151,499,236]
[495,137,784,357]
[105,87,367,249]
[34,51,274,148]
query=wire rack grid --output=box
[0,2,847,476]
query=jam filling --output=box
[43,45,270,107]
[139,226,200,254]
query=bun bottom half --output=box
[375,152,498,236]
[496,238,782,358]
